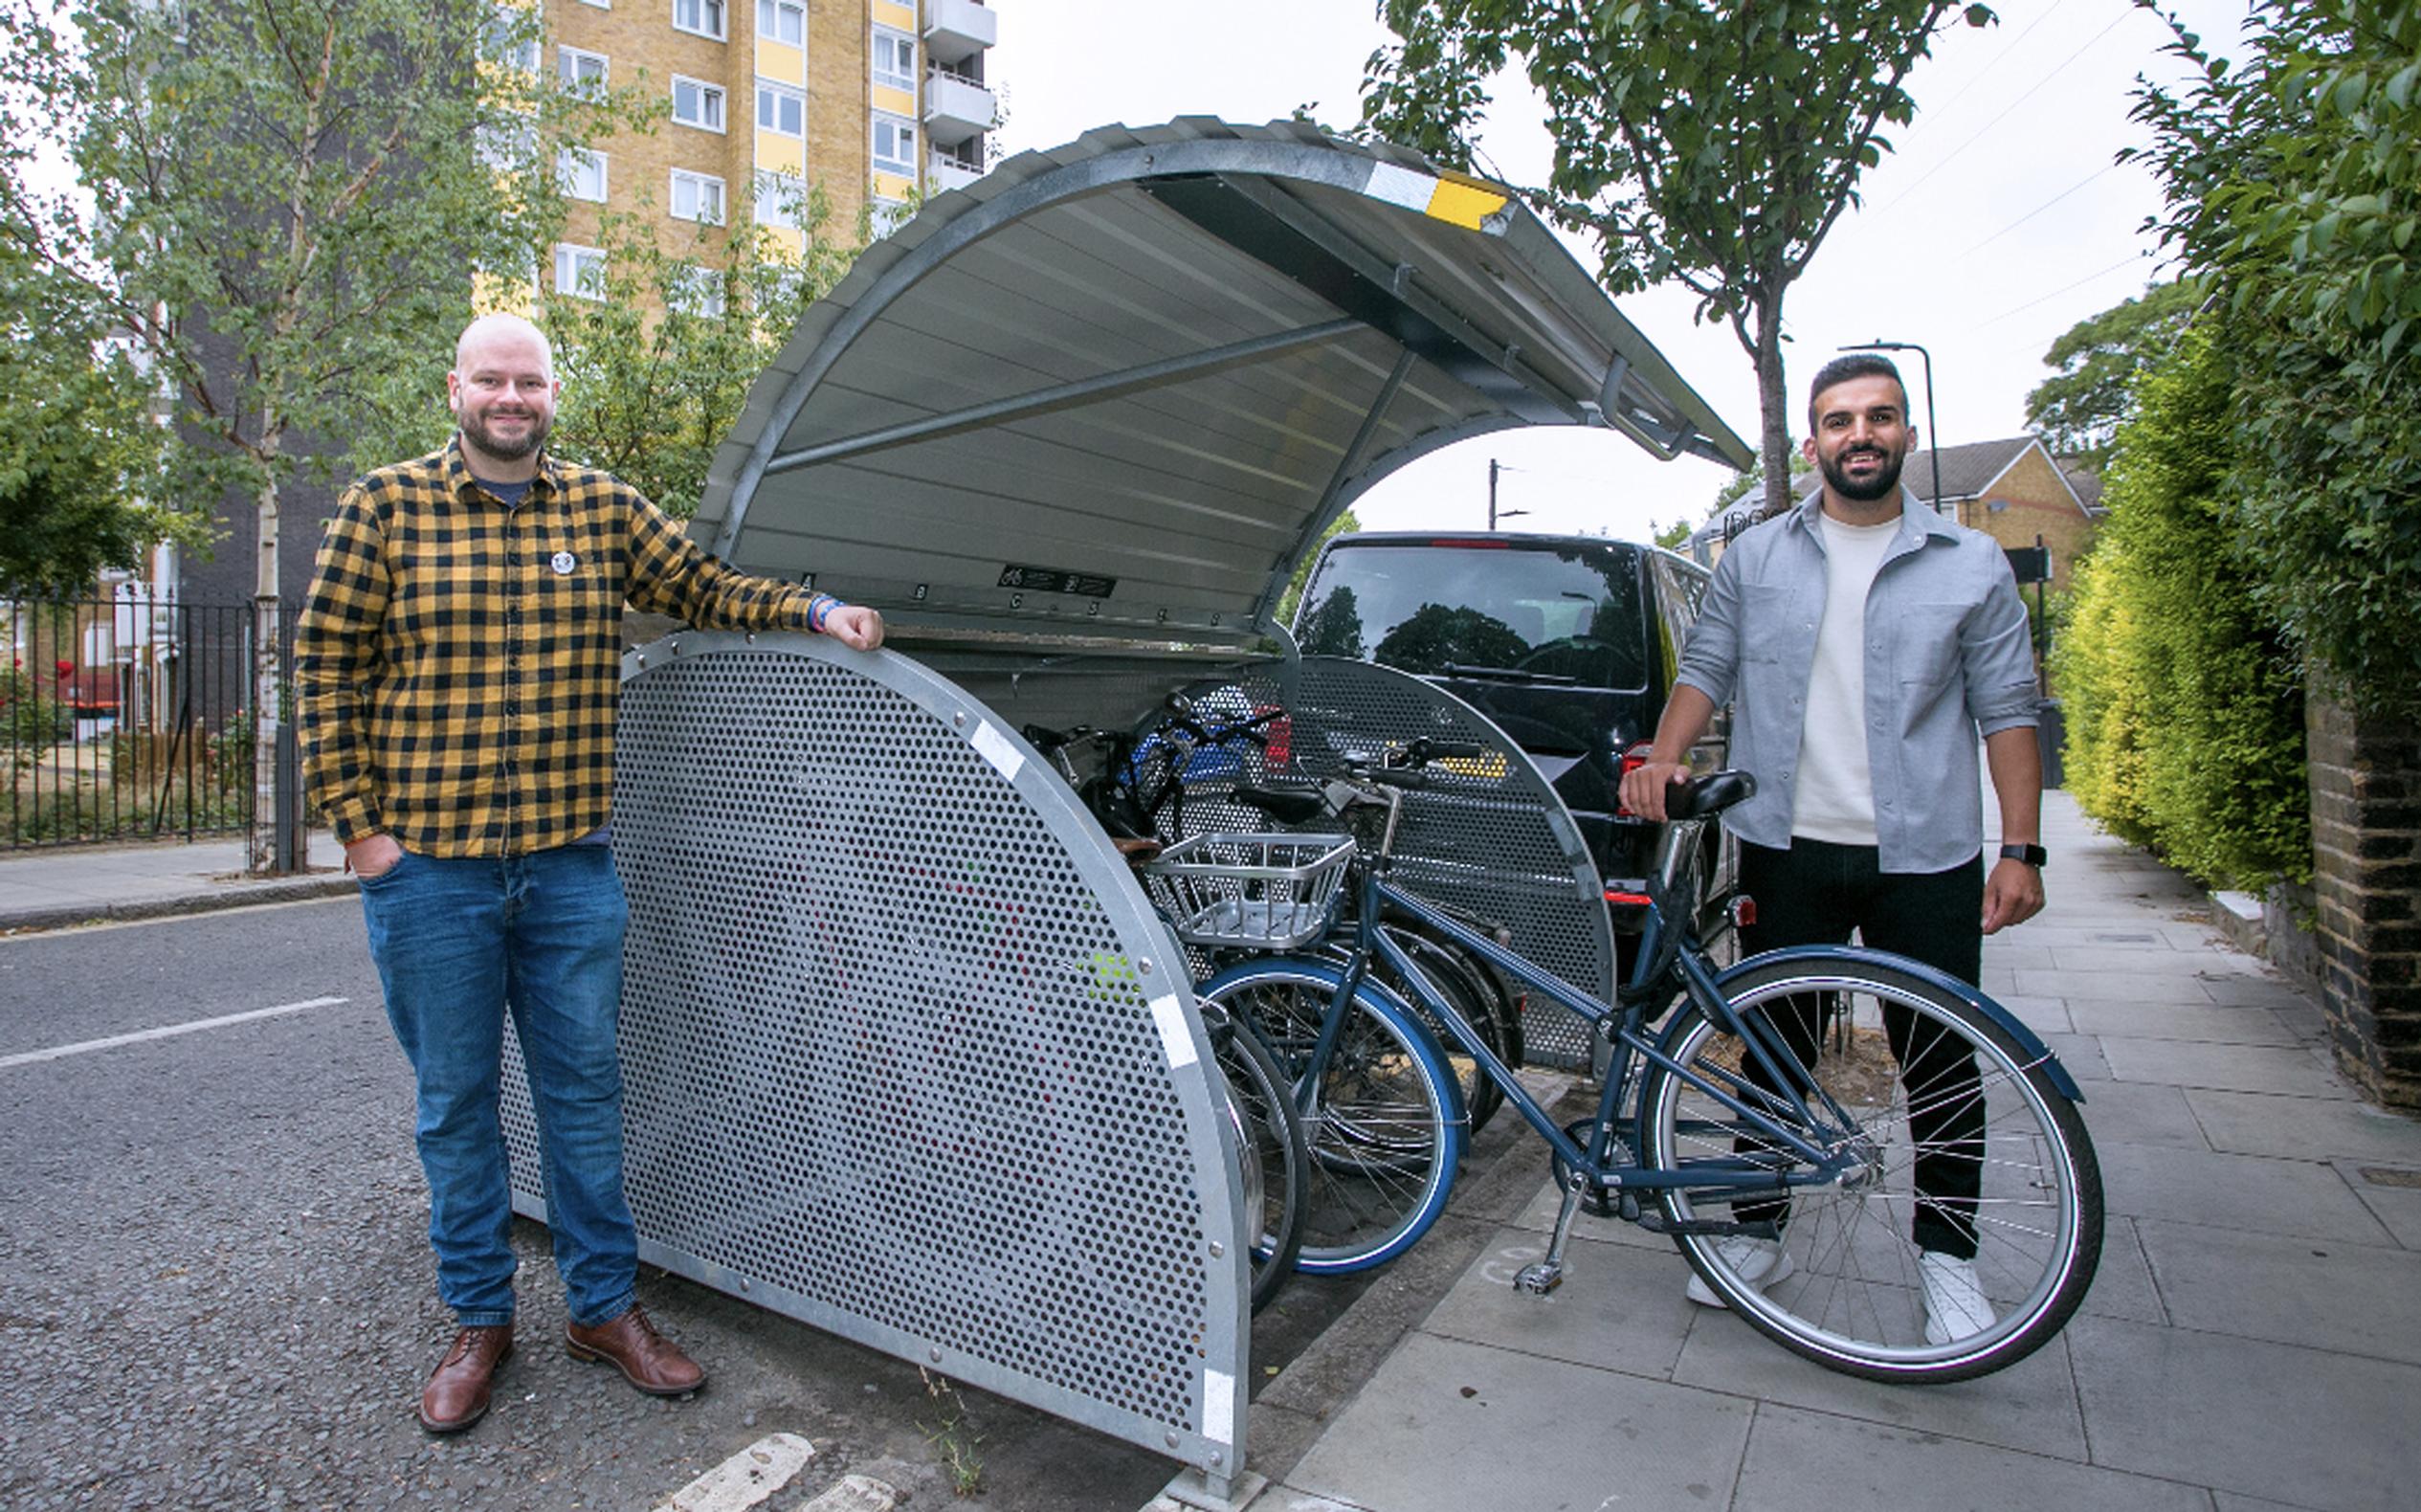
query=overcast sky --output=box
[988,0,2250,540]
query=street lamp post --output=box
[1487,458,1529,530]
[1839,340,1943,515]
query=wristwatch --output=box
[1999,842,2048,869]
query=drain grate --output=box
[2357,1167,2421,1190]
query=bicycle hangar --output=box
[498,119,1749,1507]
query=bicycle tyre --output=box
[1202,1001,1311,1313]
[1194,957,1464,1275]
[1641,953,2101,1384]
[1318,928,1510,1136]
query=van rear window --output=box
[1295,541,1648,691]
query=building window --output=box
[560,147,608,202]
[871,27,915,91]
[871,113,916,176]
[672,76,725,131]
[757,0,803,47]
[554,244,607,300]
[671,264,726,318]
[580,0,609,8]
[558,46,608,92]
[870,195,909,234]
[670,169,725,225]
[756,82,805,138]
[486,5,538,72]
[673,0,725,41]
[753,170,806,230]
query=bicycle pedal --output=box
[1512,1261,1564,1296]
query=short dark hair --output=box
[1806,354,1907,432]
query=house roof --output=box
[1791,436,2042,507]
[2058,457,2107,516]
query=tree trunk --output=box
[249,450,285,877]
[1753,302,1793,518]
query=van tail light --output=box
[1614,741,1655,817]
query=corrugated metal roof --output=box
[697,117,1751,647]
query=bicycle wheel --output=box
[1642,953,2101,1383]
[1321,929,1509,1136]
[1195,957,1464,1275]
[1202,1001,1310,1312]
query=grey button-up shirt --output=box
[1677,488,2039,873]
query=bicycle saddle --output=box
[1667,769,1756,820]
[1231,783,1328,825]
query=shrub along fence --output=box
[2,596,288,850]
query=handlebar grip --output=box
[1366,767,1431,791]
[1423,739,1487,761]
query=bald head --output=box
[455,313,554,382]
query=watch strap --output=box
[1999,842,2048,869]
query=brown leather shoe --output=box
[417,1323,514,1434]
[566,1304,706,1396]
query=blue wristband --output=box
[808,593,842,632]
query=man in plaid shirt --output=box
[297,313,883,1434]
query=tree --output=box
[0,263,208,598]
[1362,0,1994,511]
[546,179,866,521]
[1273,507,1362,628]
[2024,279,2204,467]
[2131,0,2421,716]
[0,0,624,870]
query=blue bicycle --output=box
[1172,745,2102,1384]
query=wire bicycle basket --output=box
[1140,833,1355,949]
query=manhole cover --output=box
[2357,1167,2421,1189]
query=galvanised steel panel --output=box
[499,633,1249,1480]
[1152,656,1613,1069]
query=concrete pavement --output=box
[1216,790,2421,1512]
[0,831,349,934]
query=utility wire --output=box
[1873,9,2133,216]
[1961,159,2121,255]
[1967,250,2152,330]
[1894,0,2075,141]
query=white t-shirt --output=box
[1790,511,1902,844]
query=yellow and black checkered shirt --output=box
[296,439,826,857]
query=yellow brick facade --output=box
[534,1,988,292]
[1950,445,2099,594]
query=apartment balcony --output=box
[923,66,994,148]
[922,0,995,66]
[927,152,983,194]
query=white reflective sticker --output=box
[1149,993,1197,1069]
[1203,1369,1235,1442]
[1364,161,1437,213]
[968,720,1024,781]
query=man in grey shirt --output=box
[1618,353,2045,1343]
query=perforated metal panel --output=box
[1148,656,1614,1069]
[499,632,1247,1477]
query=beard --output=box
[1819,443,1905,504]
[458,405,550,461]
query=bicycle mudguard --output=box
[1711,945,2086,1104]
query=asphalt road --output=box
[0,897,1380,1512]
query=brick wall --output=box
[2306,680,2421,1108]
[1950,447,2097,592]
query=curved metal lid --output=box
[697,116,1751,648]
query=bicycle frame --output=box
[1295,813,1859,1203]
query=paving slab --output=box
[1993,992,2076,1034]
[2334,1162,2421,1250]
[2100,1037,2353,1099]
[1422,1232,1697,1380]
[2069,1315,2421,1512]
[1505,1179,1677,1254]
[1734,1402,2211,1512]
[2012,968,2216,1005]
[2075,1215,2167,1325]
[2073,1080,2211,1152]
[2048,945,2258,975]
[2041,1032,2113,1081]
[1669,1305,2087,1461]
[1278,1332,1753,1512]
[2183,1090,2421,1164]
[2065,1002,2302,1046]
[2097,1143,2391,1242]
[2197,974,2324,1010]
[2135,1218,2421,1364]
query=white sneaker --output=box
[1684,1236,1795,1308]
[1919,1251,1997,1345]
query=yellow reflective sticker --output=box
[1426,179,1509,231]
[1435,751,1511,780]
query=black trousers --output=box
[1732,838,1987,1260]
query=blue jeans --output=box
[360,843,636,1328]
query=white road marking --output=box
[652,1433,816,1512]
[0,996,350,1070]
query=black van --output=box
[1291,530,1728,956]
